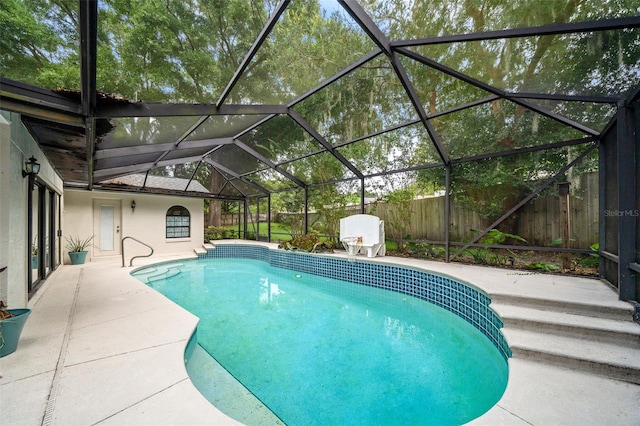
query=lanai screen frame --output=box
[1,1,639,303]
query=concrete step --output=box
[203,243,216,251]
[493,304,640,348]
[491,293,634,322]
[503,328,640,384]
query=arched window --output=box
[166,206,190,238]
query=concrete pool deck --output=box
[1,241,639,425]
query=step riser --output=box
[512,347,640,385]
[491,295,633,322]
[503,319,640,349]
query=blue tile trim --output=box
[199,245,512,362]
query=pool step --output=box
[131,268,159,282]
[502,328,640,384]
[492,304,640,348]
[146,268,181,283]
[133,265,183,283]
[490,293,634,322]
[492,296,640,384]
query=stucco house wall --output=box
[0,111,64,307]
[1,108,207,307]
[63,189,205,264]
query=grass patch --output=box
[219,222,293,241]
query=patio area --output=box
[1,242,639,425]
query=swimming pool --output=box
[132,245,510,425]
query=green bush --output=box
[472,228,527,245]
[528,262,560,272]
[279,233,333,253]
[462,229,525,265]
[465,248,490,264]
[385,241,398,252]
[406,242,446,259]
[204,226,237,242]
[578,256,599,267]
[578,242,600,267]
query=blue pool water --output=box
[133,257,508,425]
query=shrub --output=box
[465,248,490,264]
[528,262,560,272]
[406,243,446,259]
[204,226,237,242]
[578,243,600,267]
[279,233,333,253]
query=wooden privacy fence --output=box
[371,173,599,249]
[214,173,598,249]
[371,194,598,249]
[209,213,266,227]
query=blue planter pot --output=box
[69,251,88,265]
[0,308,31,357]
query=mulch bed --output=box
[383,249,599,277]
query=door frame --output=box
[92,199,122,257]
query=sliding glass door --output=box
[28,181,61,297]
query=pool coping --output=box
[2,241,639,425]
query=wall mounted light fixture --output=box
[131,200,136,213]
[22,156,40,178]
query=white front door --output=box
[93,199,121,257]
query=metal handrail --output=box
[121,236,154,267]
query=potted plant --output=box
[31,240,38,269]
[65,234,94,265]
[0,300,31,357]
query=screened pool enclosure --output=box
[1,0,639,303]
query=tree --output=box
[2,0,637,236]
[364,0,638,230]
[383,187,415,251]
[272,189,306,236]
[0,0,79,88]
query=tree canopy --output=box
[2,0,638,232]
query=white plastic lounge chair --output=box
[339,214,385,257]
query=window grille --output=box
[166,206,190,238]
